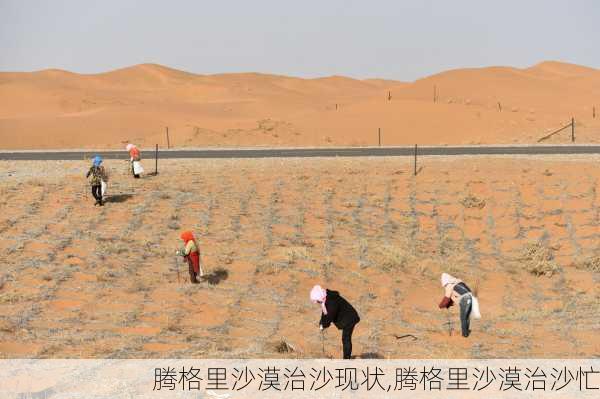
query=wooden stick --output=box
[446,310,452,337]
[154,144,158,175]
[537,121,574,142]
[414,144,417,176]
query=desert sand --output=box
[0,156,598,358]
[1,61,599,149]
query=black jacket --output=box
[319,289,360,330]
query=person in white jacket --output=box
[438,273,480,337]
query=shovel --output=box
[173,252,181,284]
[445,309,453,337]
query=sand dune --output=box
[0,61,599,149]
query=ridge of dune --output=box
[526,60,599,77]
[0,61,599,149]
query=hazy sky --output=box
[0,0,598,81]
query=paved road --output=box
[2,145,600,160]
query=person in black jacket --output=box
[310,285,360,359]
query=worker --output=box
[438,273,481,337]
[178,231,204,283]
[85,155,108,206]
[126,143,143,178]
[310,285,360,359]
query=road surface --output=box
[2,145,600,160]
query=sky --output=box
[0,0,598,81]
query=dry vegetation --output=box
[0,156,599,359]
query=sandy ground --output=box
[0,156,599,359]
[1,61,599,149]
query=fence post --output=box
[166,127,170,149]
[594,106,596,119]
[433,86,437,103]
[378,128,381,147]
[571,118,575,142]
[154,144,158,175]
[414,144,418,176]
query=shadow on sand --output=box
[202,268,229,285]
[106,194,134,203]
[359,352,385,359]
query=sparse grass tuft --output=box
[96,271,117,282]
[0,318,17,333]
[255,261,285,275]
[368,243,416,272]
[127,280,150,293]
[521,242,562,277]
[284,247,309,265]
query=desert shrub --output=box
[167,221,180,230]
[273,339,295,354]
[521,242,561,277]
[575,256,600,273]
[165,322,183,334]
[460,194,486,209]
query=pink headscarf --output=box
[310,285,328,315]
[125,144,135,151]
[441,273,459,287]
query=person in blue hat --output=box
[86,155,109,206]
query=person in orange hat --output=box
[178,231,203,283]
[126,143,143,178]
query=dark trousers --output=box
[342,323,356,359]
[459,295,472,337]
[91,185,102,204]
[187,258,199,284]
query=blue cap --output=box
[93,155,102,166]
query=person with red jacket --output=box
[178,231,203,283]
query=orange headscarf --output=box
[129,147,140,159]
[180,231,195,243]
